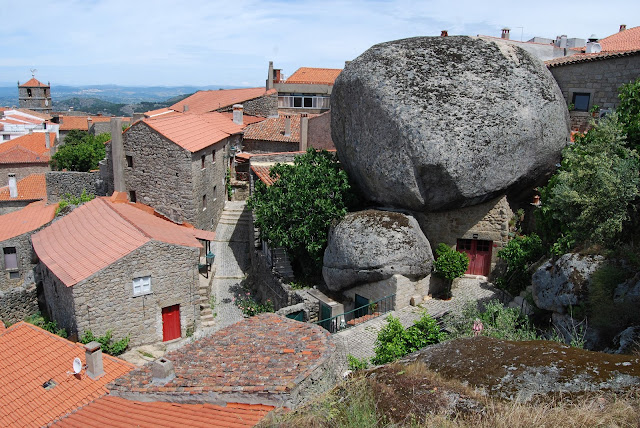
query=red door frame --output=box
[456,239,492,276]
[162,305,181,342]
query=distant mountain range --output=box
[0,84,247,116]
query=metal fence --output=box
[313,294,396,334]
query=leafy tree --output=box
[496,233,545,295]
[433,243,469,298]
[51,131,108,172]
[617,78,640,151]
[537,114,640,250]
[247,148,354,275]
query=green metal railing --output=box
[313,294,396,334]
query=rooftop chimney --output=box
[232,104,243,125]
[300,114,309,151]
[84,341,104,380]
[87,117,92,131]
[441,30,448,37]
[501,27,510,40]
[620,24,627,32]
[183,105,189,113]
[45,132,50,149]
[8,174,18,198]
[284,115,291,137]
[585,41,602,53]
[588,34,598,43]
[110,118,125,193]
[152,358,175,385]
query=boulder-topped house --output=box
[0,201,58,324]
[31,195,216,345]
[119,112,244,230]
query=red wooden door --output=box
[456,239,492,276]
[162,305,181,342]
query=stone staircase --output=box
[198,277,216,328]
[217,204,252,229]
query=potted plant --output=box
[589,104,600,118]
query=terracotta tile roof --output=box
[143,112,243,152]
[143,107,175,117]
[0,200,57,241]
[0,322,134,428]
[32,197,208,287]
[599,26,640,52]
[0,114,43,125]
[0,173,47,201]
[19,77,49,87]
[545,48,640,67]
[251,165,278,186]
[58,116,130,131]
[52,396,274,428]
[218,112,267,127]
[0,132,55,164]
[170,88,277,115]
[285,67,342,85]
[110,314,334,400]
[243,115,302,143]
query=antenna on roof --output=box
[67,357,85,377]
[30,68,37,78]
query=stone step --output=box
[200,308,213,316]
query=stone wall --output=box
[341,274,431,311]
[38,263,77,335]
[41,240,200,346]
[216,94,278,118]
[307,111,335,150]
[0,232,38,292]
[0,164,49,186]
[0,200,32,215]
[0,283,38,324]
[242,139,299,154]
[249,249,303,310]
[550,53,640,110]
[45,171,106,203]
[99,141,115,196]
[416,195,513,272]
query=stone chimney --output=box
[620,24,627,32]
[232,104,243,125]
[183,105,189,113]
[45,132,50,149]
[110,118,125,192]
[556,35,568,49]
[152,358,175,385]
[284,115,291,137]
[441,30,448,37]
[300,114,309,151]
[267,61,274,90]
[87,117,92,133]
[8,174,17,198]
[501,28,510,40]
[132,113,145,123]
[84,341,104,380]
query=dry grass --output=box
[260,362,640,428]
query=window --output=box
[129,191,137,203]
[201,154,206,169]
[202,194,207,210]
[3,135,9,141]
[27,89,32,97]
[3,247,18,270]
[126,155,133,168]
[213,185,217,201]
[212,149,216,163]
[572,92,591,112]
[132,276,151,296]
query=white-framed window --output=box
[132,276,151,296]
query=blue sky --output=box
[1,0,638,87]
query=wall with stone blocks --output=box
[216,94,278,118]
[416,195,514,272]
[0,164,49,186]
[307,111,335,150]
[45,171,106,203]
[41,241,200,346]
[0,283,38,324]
[242,139,299,154]
[550,54,640,110]
[0,231,39,293]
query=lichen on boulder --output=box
[322,210,433,291]
[331,36,570,212]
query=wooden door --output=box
[456,239,492,276]
[162,305,181,342]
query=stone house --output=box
[0,201,57,324]
[0,131,56,185]
[18,77,52,113]
[31,195,215,346]
[0,173,47,215]
[169,87,277,117]
[119,112,245,230]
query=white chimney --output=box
[284,115,291,137]
[501,28,510,40]
[8,174,18,198]
[183,105,189,113]
[232,104,243,125]
[84,341,104,380]
[585,42,602,53]
[87,117,92,132]
[45,132,50,149]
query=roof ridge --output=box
[98,197,154,241]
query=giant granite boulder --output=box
[331,36,570,212]
[323,210,433,291]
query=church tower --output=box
[18,72,52,113]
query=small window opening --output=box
[212,149,216,163]
[126,155,133,168]
[27,89,32,97]
[129,191,137,203]
[202,194,207,210]
[201,155,206,169]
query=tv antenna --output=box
[67,357,85,377]
[30,68,37,78]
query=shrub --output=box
[347,354,370,371]
[24,312,67,338]
[433,243,469,298]
[372,312,444,365]
[80,330,130,356]
[55,189,95,215]
[587,263,639,332]
[617,77,640,151]
[496,233,544,295]
[233,291,274,317]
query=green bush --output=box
[24,312,67,338]
[347,354,370,371]
[80,330,130,356]
[233,291,274,317]
[433,243,469,298]
[617,77,640,151]
[496,233,544,295]
[587,263,638,331]
[372,312,444,365]
[55,189,95,215]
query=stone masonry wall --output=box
[39,263,77,335]
[307,111,335,150]
[216,94,278,118]
[242,139,299,154]
[0,164,49,186]
[0,283,38,324]
[0,232,36,292]
[45,171,106,203]
[416,195,513,272]
[99,141,115,196]
[123,122,194,225]
[550,54,640,110]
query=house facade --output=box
[32,196,214,345]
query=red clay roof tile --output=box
[0,322,134,428]
[250,165,278,186]
[243,115,307,143]
[285,67,342,85]
[170,88,277,115]
[545,48,640,67]
[18,77,49,87]
[0,132,55,162]
[599,26,640,52]
[0,200,57,241]
[0,173,47,201]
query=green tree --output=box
[496,233,545,295]
[247,148,354,275]
[433,243,469,298]
[51,131,108,172]
[617,78,640,151]
[537,114,640,250]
